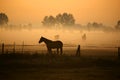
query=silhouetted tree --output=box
[0,13,8,25]
[87,22,92,27]
[49,16,56,26]
[56,13,75,26]
[115,20,120,29]
[87,22,104,28]
[56,14,62,25]
[42,13,75,27]
[42,16,56,26]
[42,16,49,26]
[92,22,100,27]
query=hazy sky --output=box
[0,0,120,26]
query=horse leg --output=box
[60,47,63,55]
[57,48,59,54]
[49,48,52,54]
[47,48,52,54]
[47,48,49,54]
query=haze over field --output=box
[0,27,120,48]
[0,0,120,47]
[1,1,120,80]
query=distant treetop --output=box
[42,13,75,27]
[0,13,9,25]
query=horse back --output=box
[55,41,63,46]
[47,40,63,48]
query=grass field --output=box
[0,53,120,80]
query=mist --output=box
[0,24,120,48]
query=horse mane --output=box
[42,37,53,42]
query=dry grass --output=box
[0,52,120,80]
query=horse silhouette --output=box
[39,36,63,55]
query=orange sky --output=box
[0,0,120,26]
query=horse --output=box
[39,36,63,55]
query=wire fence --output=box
[0,42,120,57]
[0,42,77,54]
[0,43,44,54]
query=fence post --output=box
[2,43,4,54]
[76,45,80,56]
[118,47,120,59]
[13,42,15,53]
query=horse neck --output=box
[42,38,52,44]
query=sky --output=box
[0,0,120,26]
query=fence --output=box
[0,43,76,54]
[0,42,120,57]
[0,42,45,54]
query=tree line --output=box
[0,12,120,30]
[42,13,75,26]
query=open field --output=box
[0,0,120,80]
[0,52,120,80]
[0,43,118,56]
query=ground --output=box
[0,53,120,80]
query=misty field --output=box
[1,0,120,80]
[0,28,120,80]
[0,51,120,80]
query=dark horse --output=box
[39,37,63,55]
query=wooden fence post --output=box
[76,45,81,56]
[2,43,4,54]
[118,47,120,59]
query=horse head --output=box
[39,36,44,43]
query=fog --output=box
[0,25,120,48]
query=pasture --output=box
[0,49,120,80]
[0,43,120,80]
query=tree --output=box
[56,13,62,25]
[42,15,56,26]
[115,20,120,29]
[42,16,49,26]
[0,13,9,25]
[48,16,56,26]
[56,13,75,26]
[42,13,75,27]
